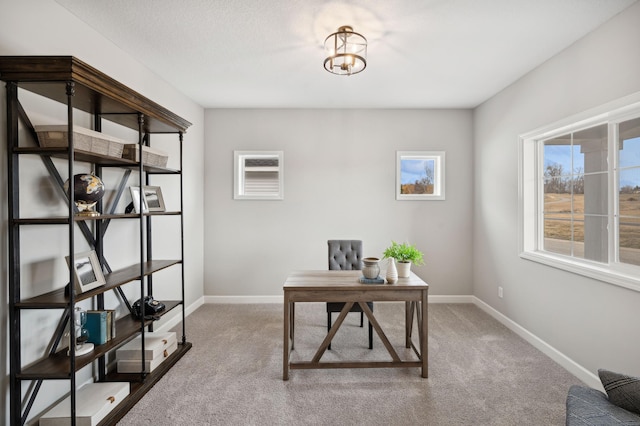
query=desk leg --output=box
[283,295,290,381]
[290,302,295,350]
[421,290,428,378]
[405,301,412,348]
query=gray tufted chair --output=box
[326,240,373,350]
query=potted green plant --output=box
[382,241,424,278]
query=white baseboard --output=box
[204,295,282,304]
[203,294,475,304]
[472,296,600,390]
[199,293,596,388]
[428,295,475,303]
[154,296,206,332]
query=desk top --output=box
[283,270,428,291]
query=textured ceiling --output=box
[56,0,636,109]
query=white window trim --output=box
[234,151,284,200]
[518,91,640,292]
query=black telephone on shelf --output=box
[132,296,166,319]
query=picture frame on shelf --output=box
[396,151,446,201]
[142,186,165,212]
[66,250,106,294]
[129,186,148,213]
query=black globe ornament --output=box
[63,174,105,217]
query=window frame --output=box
[519,93,640,292]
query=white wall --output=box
[0,0,205,423]
[204,109,473,298]
[473,1,640,386]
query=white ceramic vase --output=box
[397,261,411,278]
[386,258,398,284]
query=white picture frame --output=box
[142,186,166,212]
[234,151,284,200]
[66,250,106,294]
[129,186,148,213]
[396,151,446,200]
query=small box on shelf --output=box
[122,144,169,167]
[35,125,125,158]
[116,331,177,373]
[39,382,130,426]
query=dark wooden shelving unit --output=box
[1,56,193,425]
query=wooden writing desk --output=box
[283,270,428,380]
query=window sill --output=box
[519,251,640,293]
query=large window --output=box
[520,96,640,291]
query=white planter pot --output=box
[397,261,411,278]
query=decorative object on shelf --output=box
[63,173,105,217]
[142,186,166,212]
[39,382,130,426]
[66,250,106,293]
[35,125,125,158]
[382,241,425,278]
[67,306,94,356]
[396,151,446,201]
[132,296,166,320]
[324,25,367,76]
[116,332,178,373]
[361,257,380,279]
[128,186,148,214]
[122,144,169,167]
[386,257,398,284]
[85,310,108,345]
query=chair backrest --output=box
[328,240,363,271]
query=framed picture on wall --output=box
[233,151,284,200]
[396,151,446,200]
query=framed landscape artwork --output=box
[66,250,106,293]
[142,186,166,212]
[396,151,446,200]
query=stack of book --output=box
[85,310,117,345]
[359,276,385,284]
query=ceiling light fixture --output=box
[323,25,367,76]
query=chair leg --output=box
[368,321,373,349]
[327,312,332,350]
[360,312,364,327]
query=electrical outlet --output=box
[498,286,503,298]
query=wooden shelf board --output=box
[17,301,183,379]
[13,212,181,225]
[0,56,191,133]
[16,260,182,308]
[13,146,181,174]
[98,342,192,425]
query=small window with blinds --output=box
[234,151,284,200]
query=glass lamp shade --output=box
[324,26,367,76]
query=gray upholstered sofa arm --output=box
[566,385,640,425]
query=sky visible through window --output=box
[544,136,640,188]
[400,159,435,184]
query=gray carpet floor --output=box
[117,303,583,425]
